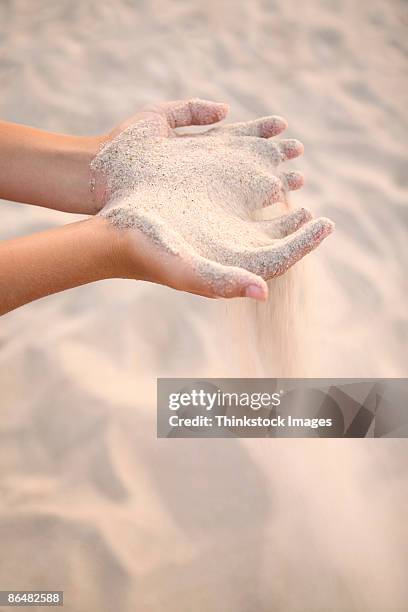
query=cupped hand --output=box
[93,99,334,300]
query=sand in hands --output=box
[91,99,334,298]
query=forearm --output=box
[0,217,123,315]
[0,121,104,214]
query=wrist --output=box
[66,134,106,215]
[84,133,110,214]
[41,131,108,216]
[89,216,131,279]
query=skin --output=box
[96,101,334,298]
[0,99,334,315]
[0,120,102,214]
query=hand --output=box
[93,99,334,301]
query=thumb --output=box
[152,98,230,129]
[182,251,268,301]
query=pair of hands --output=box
[92,98,334,301]
[0,97,333,314]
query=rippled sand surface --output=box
[0,1,407,610]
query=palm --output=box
[93,99,333,300]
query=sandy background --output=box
[1,0,407,610]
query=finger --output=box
[156,98,229,128]
[246,174,284,209]
[250,137,304,166]
[280,170,305,191]
[278,139,304,161]
[184,251,268,301]
[248,172,304,209]
[219,115,288,138]
[251,218,335,278]
[256,208,313,238]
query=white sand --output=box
[1,1,407,611]
[92,112,333,295]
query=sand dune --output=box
[1,1,407,610]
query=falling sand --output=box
[91,99,334,306]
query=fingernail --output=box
[245,285,266,301]
[272,115,288,130]
[214,101,230,116]
[284,170,305,190]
